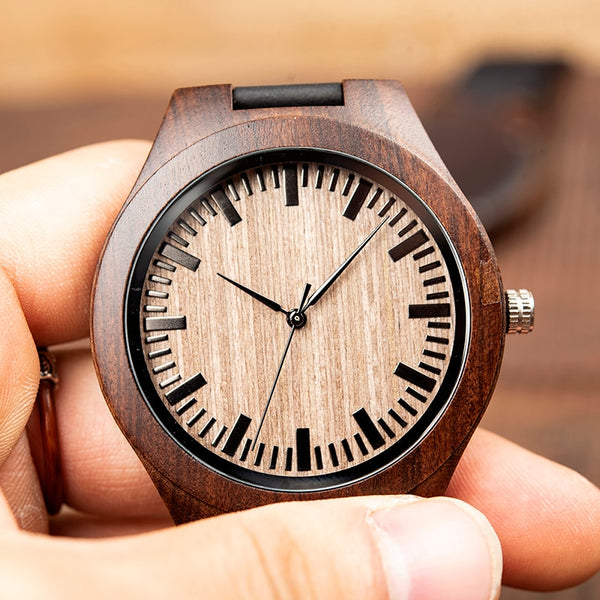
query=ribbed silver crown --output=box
[505,289,535,334]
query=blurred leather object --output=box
[422,60,571,236]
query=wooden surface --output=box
[0,75,598,595]
[1,0,599,105]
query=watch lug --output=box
[130,84,234,198]
[342,80,456,191]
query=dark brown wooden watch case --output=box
[91,80,505,523]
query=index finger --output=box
[0,140,151,345]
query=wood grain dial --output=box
[126,149,469,491]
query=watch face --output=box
[126,148,469,492]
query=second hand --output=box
[252,283,312,450]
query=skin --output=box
[0,141,598,598]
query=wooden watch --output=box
[91,80,534,523]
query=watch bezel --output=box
[124,147,470,492]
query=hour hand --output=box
[217,273,289,315]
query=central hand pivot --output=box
[286,308,307,329]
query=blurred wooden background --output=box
[1,0,599,106]
[1,1,599,597]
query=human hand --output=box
[0,141,598,599]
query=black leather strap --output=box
[232,83,344,110]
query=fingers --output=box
[0,140,151,345]
[448,428,600,590]
[53,347,168,519]
[0,433,46,532]
[0,266,39,465]
[0,496,502,600]
[50,346,600,590]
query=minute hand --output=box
[304,217,389,310]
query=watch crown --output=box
[505,289,535,334]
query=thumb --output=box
[5,496,502,600]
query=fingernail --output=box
[369,497,502,600]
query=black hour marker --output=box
[378,418,396,438]
[145,333,168,344]
[189,209,207,226]
[407,387,428,403]
[427,291,450,300]
[144,305,167,312]
[212,425,228,447]
[269,446,279,469]
[314,446,323,470]
[388,207,407,228]
[428,321,451,330]
[388,408,408,427]
[201,198,218,216]
[315,165,324,189]
[210,423,226,445]
[389,229,429,262]
[158,374,181,389]
[398,398,418,416]
[354,433,368,456]
[144,315,187,332]
[143,302,166,311]
[423,349,446,360]
[152,361,175,374]
[397,219,417,237]
[423,276,446,287]
[153,259,176,272]
[426,335,449,345]
[271,166,280,189]
[342,177,372,220]
[159,242,200,271]
[240,439,251,462]
[222,414,252,457]
[211,188,242,226]
[186,408,206,427]
[177,219,197,236]
[352,408,385,450]
[328,443,339,467]
[146,290,169,299]
[367,187,383,209]
[377,197,396,217]
[227,180,241,200]
[283,164,298,206]
[413,246,435,260]
[419,362,442,375]
[419,261,441,273]
[285,448,293,471]
[255,169,266,192]
[341,438,354,462]
[409,303,451,319]
[199,417,216,438]
[148,347,171,359]
[394,362,436,392]
[296,428,311,472]
[254,443,265,467]
[341,173,355,196]
[149,274,171,285]
[301,163,309,187]
[168,231,189,247]
[241,173,253,196]
[175,397,197,416]
[329,168,340,192]
[164,371,207,405]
